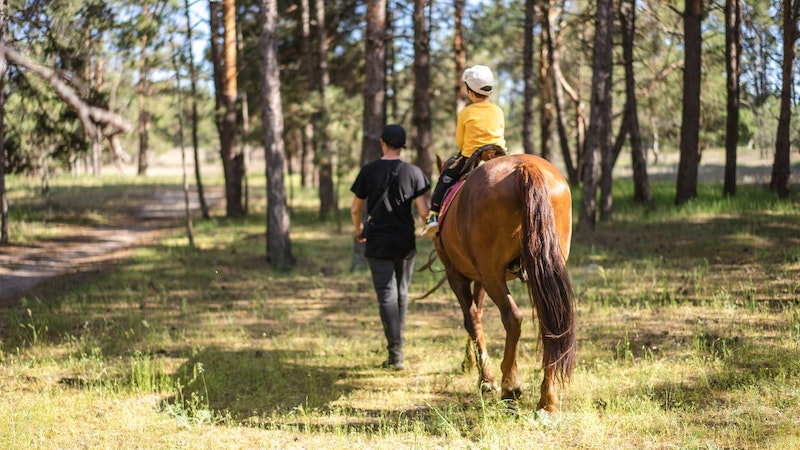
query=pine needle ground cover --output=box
[1,169,798,449]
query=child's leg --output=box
[430,156,467,215]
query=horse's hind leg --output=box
[537,366,558,412]
[448,274,497,392]
[482,276,523,400]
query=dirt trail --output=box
[0,189,222,306]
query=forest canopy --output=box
[0,0,797,212]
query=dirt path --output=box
[0,189,222,306]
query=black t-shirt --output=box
[351,159,430,259]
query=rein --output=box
[414,249,447,300]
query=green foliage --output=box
[3,0,792,193]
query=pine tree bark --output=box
[299,0,315,189]
[137,2,150,176]
[83,16,101,176]
[580,0,613,230]
[209,1,224,134]
[385,6,397,120]
[610,0,652,210]
[544,1,578,183]
[0,21,7,244]
[184,0,210,219]
[522,0,536,155]
[172,52,195,248]
[236,18,250,215]
[597,0,618,221]
[770,0,799,198]
[361,0,386,165]
[413,0,433,179]
[723,0,741,197]
[353,0,387,271]
[539,5,554,162]
[258,0,294,269]
[453,0,467,115]
[676,0,702,206]
[220,0,244,217]
[315,0,335,221]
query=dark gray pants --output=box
[367,250,416,364]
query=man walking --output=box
[350,124,430,370]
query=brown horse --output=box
[433,153,576,412]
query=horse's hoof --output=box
[501,387,523,401]
[536,400,558,413]
[480,380,499,393]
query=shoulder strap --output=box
[368,162,405,218]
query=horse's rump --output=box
[437,154,571,280]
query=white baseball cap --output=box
[462,65,495,95]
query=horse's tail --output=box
[518,164,576,382]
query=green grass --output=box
[1,169,799,448]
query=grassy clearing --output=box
[1,169,799,449]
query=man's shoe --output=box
[381,359,405,371]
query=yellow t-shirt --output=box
[455,101,506,157]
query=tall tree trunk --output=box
[770,0,799,198]
[137,2,150,176]
[315,0,335,221]
[545,1,578,183]
[300,0,315,189]
[574,26,587,179]
[258,0,294,270]
[453,0,467,115]
[84,17,101,176]
[361,0,387,165]
[723,0,741,197]
[220,0,243,217]
[385,4,397,120]
[597,0,618,221]
[237,17,250,215]
[353,0,387,271]
[210,1,224,135]
[0,22,7,245]
[413,0,433,179]
[580,0,613,230]
[539,5,554,162]
[184,0,210,219]
[172,52,195,248]
[615,0,652,209]
[676,0,702,206]
[522,0,536,155]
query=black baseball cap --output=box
[381,124,406,149]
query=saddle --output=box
[443,144,507,181]
[439,144,507,226]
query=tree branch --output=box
[639,60,684,99]
[1,44,133,163]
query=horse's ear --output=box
[436,154,443,173]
